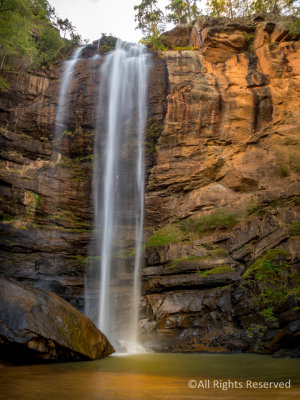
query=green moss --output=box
[199,265,234,277]
[288,221,300,236]
[243,249,290,280]
[145,224,186,247]
[172,46,198,51]
[246,324,266,340]
[33,192,41,208]
[179,211,239,235]
[246,199,268,217]
[168,256,203,268]
[46,210,92,231]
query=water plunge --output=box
[85,40,150,352]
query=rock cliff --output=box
[0,17,299,355]
[142,17,300,355]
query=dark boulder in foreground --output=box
[0,277,114,362]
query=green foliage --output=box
[288,221,300,236]
[46,209,92,231]
[206,0,227,17]
[33,192,41,208]
[0,0,38,68]
[243,249,290,279]
[0,0,82,80]
[134,0,164,40]
[285,19,300,40]
[243,31,254,52]
[0,76,10,92]
[259,287,287,307]
[166,0,200,25]
[56,18,74,39]
[141,35,167,50]
[205,0,299,18]
[33,23,65,67]
[246,199,268,217]
[98,34,117,54]
[199,265,234,276]
[168,255,202,267]
[179,211,239,235]
[261,307,277,323]
[145,224,185,247]
[287,287,300,300]
[172,45,199,50]
[246,324,266,340]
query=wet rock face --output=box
[0,277,114,362]
[0,49,167,309]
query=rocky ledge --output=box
[140,207,300,356]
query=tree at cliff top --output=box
[0,0,81,90]
[166,0,200,25]
[206,0,299,17]
[134,0,165,45]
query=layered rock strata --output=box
[142,17,300,355]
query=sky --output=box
[48,0,173,44]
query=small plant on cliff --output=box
[277,164,290,178]
[243,249,290,280]
[145,223,185,247]
[246,199,268,217]
[261,307,277,324]
[179,211,239,236]
[243,32,254,53]
[288,221,300,236]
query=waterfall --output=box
[54,46,85,144]
[85,40,150,353]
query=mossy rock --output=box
[0,277,114,362]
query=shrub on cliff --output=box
[179,211,239,235]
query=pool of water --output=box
[1,353,300,399]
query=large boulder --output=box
[0,277,114,362]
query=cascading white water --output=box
[85,40,150,353]
[54,46,85,143]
